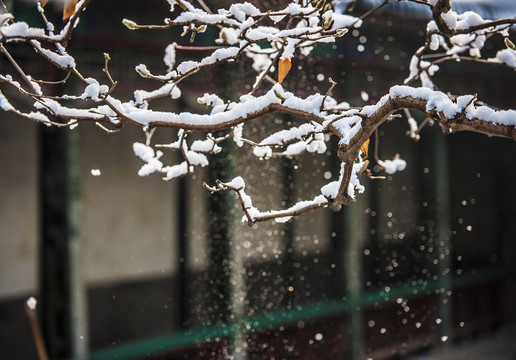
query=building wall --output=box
[0,120,181,300]
[0,114,38,299]
[79,124,177,285]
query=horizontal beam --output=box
[90,265,507,360]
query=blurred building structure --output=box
[0,1,515,359]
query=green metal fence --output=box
[91,265,507,360]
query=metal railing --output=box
[90,265,507,360]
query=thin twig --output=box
[102,53,115,87]
[250,49,282,96]
[95,122,121,134]
[179,130,191,168]
[196,0,212,14]
[406,0,432,7]
[0,44,36,91]
[174,44,223,51]
[359,0,390,21]
[145,127,156,146]
[24,298,49,360]
[32,71,72,85]
[374,129,379,162]
[320,78,337,111]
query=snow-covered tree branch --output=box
[0,0,515,225]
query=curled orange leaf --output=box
[278,58,292,84]
[40,0,78,21]
[360,138,370,158]
[63,0,78,21]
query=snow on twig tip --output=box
[1,0,516,223]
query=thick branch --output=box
[432,0,452,36]
[343,87,516,160]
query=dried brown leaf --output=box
[360,138,370,158]
[63,0,78,21]
[278,58,292,84]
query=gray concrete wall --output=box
[79,124,178,285]
[0,119,182,299]
[0,115,38,299]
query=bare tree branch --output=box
[1,0,515,223]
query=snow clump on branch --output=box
[0,0,515,224]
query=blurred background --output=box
[1,0,515,359]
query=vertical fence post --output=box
[208,141,247,359]
[330,134,364,359]
[177,176,189,328]
[38,124,72,360]
[39,125,88,359]
[67,129,88,359]
[228,208,246,360]
[344,204,363,360]
[433,130,452,346]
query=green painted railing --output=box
[90,266,507,360]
